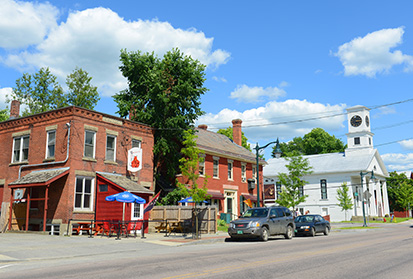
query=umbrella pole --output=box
[122,202,125,222]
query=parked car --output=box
[294,214,330,237]
[228,206,295,241]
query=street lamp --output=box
[359,170,376,227]
[254,140,277,206]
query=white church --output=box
[263,105,391,222]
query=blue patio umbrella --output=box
[105,191,146,221]
[178,197,208,204]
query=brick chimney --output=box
[198,124,208,130]
[10,100,20,119]
[232,119,242,146]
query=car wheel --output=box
[324,226,330,236]
[284,225,293,239]
[310,227,316,237]
[260,227,269,242]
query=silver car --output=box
[228,206,295,241]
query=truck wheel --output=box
[284,225,293,239]
[260,227,269,242]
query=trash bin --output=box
[220,213,231,224]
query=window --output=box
[106,135,116,161]
[213,157,219,178]
[252,165,257,179]
[228,160,233,180]
[74,177,94,210]
[320,179,327,199]
[84,131,96,158]
[299,186,304,198]
[132,139,141,148]
[354,137,360,145]
[276,182,282,199]
[241,164,246,182]
[133,203,142,219]
[12,135,30,163]
[198,157,205,176]
[46,130,56,158]
[99,184,108,192]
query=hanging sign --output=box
[128,147,142,172]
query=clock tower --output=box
[346,105,374,150]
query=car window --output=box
[242,208,269,218]
[270,208,278,217]
[275,208,284,218]
[283,207,292,217]
[295,216,314,222]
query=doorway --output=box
[224,190,237,221]
[131,203,143,234]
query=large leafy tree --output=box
[66,67,100,110]
[9,67,65,116]
[114,48,207,181]
[336,182,353,221]
[0,109,9,121]
[275,153,313,211]
[386,171,413,213]
[217,127,251,151]
[273,128,346,157]
[8,67,100,116]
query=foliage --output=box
[8,67,100,116]
[0,109,9,122]
[275,153,313,210]
[9,67,65,116]
[217,127,251,151]
[66,67,100,110]
[158,187,186,205]
[273,128,346,157]
[114,48,207,180]
[336,182,353,221]
[176,129,210,203]
[386,171,413,212]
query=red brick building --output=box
[0,101,154,234]
[177,119,266,221]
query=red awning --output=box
[242,194,257,203]
[207,190,225,200]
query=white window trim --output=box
[106,134,117,162]
[241,163,247,183]
[46,130,56,159]
[12,135,30,163]
[84,130,96,159]
[213,156,220,178]
[228,160,233,181]
[74,176,94,211]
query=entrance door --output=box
[227,197,233,219]
[224,190,237,221]
[131,203,144,234]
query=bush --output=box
[218,219,227,227]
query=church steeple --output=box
[346,105,374,150]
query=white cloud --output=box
[381,153,413,171]
[0,87,12,109]
[212,76,227,83]
[0,0,59,48]
[197,99,346,142]
[400,139,413,150]
[230,84,286,103]
[335,27,413,77]
[1,5,230,96]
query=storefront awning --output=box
[207,190,225,200]
[9,167,70,188]
[242,194,258,203]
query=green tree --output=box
[0,109,9,121]
[386,171,413,212]
[336,182,353,221]
[395,181,413,217]
[275,153,313,211]
[273,128,346,157]
[217,127,251,151]
[158,188,186,205]
[114,48,207,181]
[176,129,210,203]
[8,67,65,116]
[66,67,100,110]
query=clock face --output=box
[350,115,362,127]
[365,116,370,127]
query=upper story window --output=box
[106,135,116,161]
[241,163,246,182]
[299,186,304,198]
[228,160,233,180]
[84,130,96,158]
[46,130,56,159]
[74,176,94,211]
[354,137,360,145]
[12,135,30,163]
[276,182,282,199]
[213,157,219,178]
[198,155,205,176]
[320,179,328,200]
[132,138,141,148]
[252,165,257,179]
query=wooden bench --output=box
[155,222,172,233]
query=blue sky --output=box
[1,0,413,171]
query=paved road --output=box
[1,221,413,278]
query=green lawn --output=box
[339,217,411,224]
